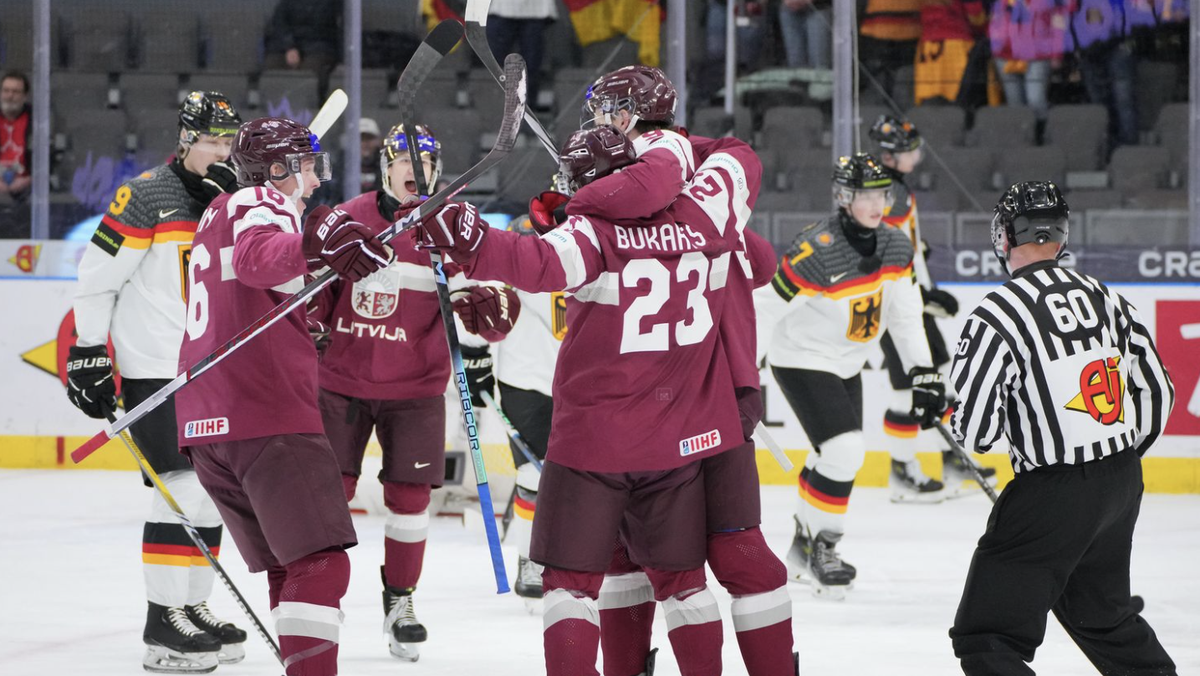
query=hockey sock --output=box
[883,392,921,464]
[599,542,655,676]
[543,567,603,676]
[382,482,431,590]
[510,463,539,558]
[143,471,221,608]
[273,548,350,676]
[340,474,358,502]
[645,567,723,676]
[797,432,862,536]
[707,529,794,676]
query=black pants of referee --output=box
[950,450,1176,675]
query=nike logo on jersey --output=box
[414,462,431,469]
[830,271,849,283]
[159,208,180,219]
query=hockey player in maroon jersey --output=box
[176,117,391,676]
[308,123,520,661]
[754,153,946,599]
[413,123,759,676]
[531,65,797,676]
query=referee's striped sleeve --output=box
[1119,299,1175,455]
[950,315,1016,453]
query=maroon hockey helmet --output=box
[231,117,331,188]
[558,125,637,193]
[582,65,677,129]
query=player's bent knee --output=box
[282,547,351,605]
[814,431,866,482]
[707,528,786,596]
[383,481,431,514]
[643,566,707,602]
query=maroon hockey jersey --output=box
[569,134,773,391]
[464,145,760,472]
[311,191,482,400]
[176,186,323,446]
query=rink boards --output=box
[2,273,1199,494]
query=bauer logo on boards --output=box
[679,429,721,457]
[184,417,230,439]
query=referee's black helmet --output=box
[991,180,1069,268]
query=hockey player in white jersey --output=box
[70,92,247,673]
[755,153,946,598]
[868,115,996,501]
[495,215,564,605]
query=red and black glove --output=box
[411,201,489,265]
[452,286,522,342]
[302,206,393,281]
[528,191,570,235]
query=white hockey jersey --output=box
[755,213,932,379]
[75,163,205,379]
[494,220,565,396]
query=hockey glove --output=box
[412,201,489,265]
[909,366,948,429]
[528,191,570,235]
[302,205,393,282]
[65,344,117,419]
[452,286,522,342]
[922,287,959,318]
[459,345,495,408]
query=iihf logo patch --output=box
[679,429,721,457]
[184,417,229,439]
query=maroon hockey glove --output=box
[302,205,393,282]
[412,201,489,265]
[528,191,570,235]
[452,286,522,342]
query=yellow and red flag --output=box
[420,0,463,33]
[565,0,662,67]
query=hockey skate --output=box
[185,601,247,664]
[142,602,220,674]
[786,520,855,599]
[515,556,545,614]
[941,449,998,499]
[383,578,426,662]
[889,458,946,503]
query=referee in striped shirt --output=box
[947,181,1176,675]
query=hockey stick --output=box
[309,88,348,139]
[934,421,999,503]
[463,0,559,160]
[479,390,542,471]
[753,422,794,473]
[104,412,283,665]
[71,21,520,465]
[399,31,525,594]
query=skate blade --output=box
[143,646,219,674]
[389,640,421,662]
[809,581,849,601]
[942,478,997,500]
[889,488,947,504]
[217,642,245,664]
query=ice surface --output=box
[3,469,1196,675]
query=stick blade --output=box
[497,54,527,152]
[426,18,465,57]
[309,88,347,140]
[71,430,111,464]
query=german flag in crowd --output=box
[567,0,662,67]
[420,0,463,33]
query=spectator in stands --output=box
[0,71,32,202]
[989,0,1070,131]
[486,0,557,112]
[360,117,383,194]
[859,0,921,102]
[264,0,342,96]
[779,0,832,69]
[706,0,767,72]
[913,0,991,107]
[1070,0,1138,147]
